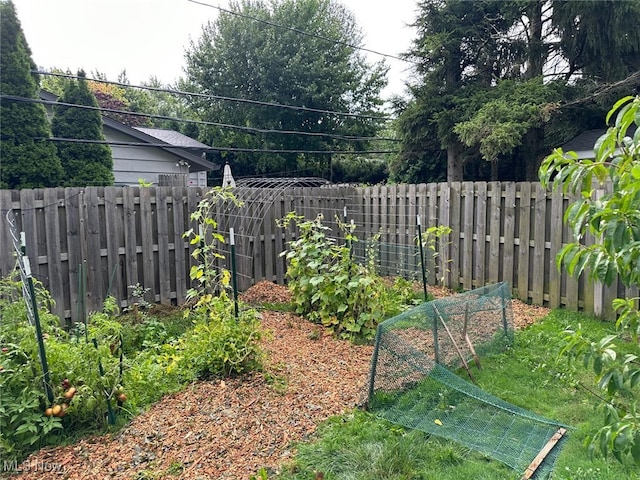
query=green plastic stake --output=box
[230,228,239,319]
[92,338,116,425]
[25,258,54,405]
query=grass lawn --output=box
[275,309,640,480]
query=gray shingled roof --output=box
[134,127,210,149]
[562,125,637,154]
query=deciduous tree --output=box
[183,0,387,178]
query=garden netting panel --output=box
[366,282,568,479]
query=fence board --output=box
[438,183,451,287]
[503,183,516,292]
[488,182,500,285]
[104,188,123,304]
[156,187,171,304]
[449,182,461,289]
[19,189,38,278]
[548,188,563,308]
[139,188,155,304]
[172,186,187,304]
[462,182,474,291]
[85,188,104,312]
[532,184,547,306]
[407,184,418,276]
[274,193,286,284]
[0,191,14,274]
[44,189,64,319]
[475,182,487,288]
[122,187,139,305]
[427,183,438,284]
[517,183,532,302]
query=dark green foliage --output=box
[331,156,388,185]
[183,0,387,179]
[395,0,640,183]
[541,97,640,465]
[51,71,114,186]
[0,0,63,189]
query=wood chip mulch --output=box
[10,281,549,480]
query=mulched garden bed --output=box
[10,282,549,480]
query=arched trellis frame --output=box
[207,179,359,292]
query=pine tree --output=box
[51,71,114,186]
[0,0,63,189]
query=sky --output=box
[14,0,419,100]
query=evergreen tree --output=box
[397,0,640,183]
[51,71,114,186]
[0,0,63,189]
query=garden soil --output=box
[9,282,548,480]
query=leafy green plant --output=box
[419,225,453,285]
[278,213,419,341]
[0,273,64,460]
[540,95,640,465]
[174,294,263,380]
[182,186,241,309]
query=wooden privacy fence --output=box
[0,182,633,324]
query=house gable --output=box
[39,90,218,186]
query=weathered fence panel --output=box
[0,182,628,324]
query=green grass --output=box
[275,309,640,480]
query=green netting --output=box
[366,283,569,479]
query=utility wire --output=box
[186,0,416,65]
[41,137,403,155]
[35,70,390,120]
[1,94,399,143]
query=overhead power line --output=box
[41,137,403,155]
[1,94,399,143]
[35,70,390,120]
[186,0,416,65]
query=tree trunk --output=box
[525,1,545,80]
[490,160,499,181]
[524,127,544,181]
[447,142,464,182]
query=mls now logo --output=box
[2,458,65,473]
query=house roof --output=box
[134,127,210,149]
[39,90,219,172]
[562,125,638,157]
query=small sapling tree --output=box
[539,96,640,465]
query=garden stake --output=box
[463,300,481,369]
[416,214,428,301]
[433,303,475,384]
[76,263,82,342]
[93,338,116,425]
[230,227,239,319]
[117,333,124,408]
[10,226,54,405]
[418,214,438,363]
[25,254,55,405]
[81,261,88,343]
